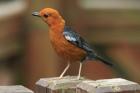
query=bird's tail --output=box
[87,52,113,66]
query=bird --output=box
[32,8,112,79]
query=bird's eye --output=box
[43,14,49,18]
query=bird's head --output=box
[32,8,65,27]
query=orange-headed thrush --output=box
[32,8,112,79]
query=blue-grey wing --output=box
[63,26,93,53]
[63,26,113,66]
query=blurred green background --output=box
[0,0,140,91]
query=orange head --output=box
[32,8,65,27]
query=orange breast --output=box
[49,28,86,62]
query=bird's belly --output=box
[51,37,86,62]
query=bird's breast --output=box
[49,29,86,62]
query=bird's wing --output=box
[63,26,112,66]
[63,26,94,53]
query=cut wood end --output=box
[0,85,33,93]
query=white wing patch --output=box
[65,35,77,41]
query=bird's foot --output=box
[58,75,64,79]
[77,76,84,80]
[77,76,81,80]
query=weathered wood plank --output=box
[35,76,84,93]
[77,78,140,93]
[0,85,33,93]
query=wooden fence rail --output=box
[35,76,140,93]
[0,76,140,93]
[77,78,140,93]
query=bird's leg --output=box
[77,62,83,79]
[59,62,70,79]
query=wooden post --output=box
[77,78,140,93]
[35,76,84,93]
[0,85,33,93]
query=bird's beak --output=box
[32,12,41,17]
